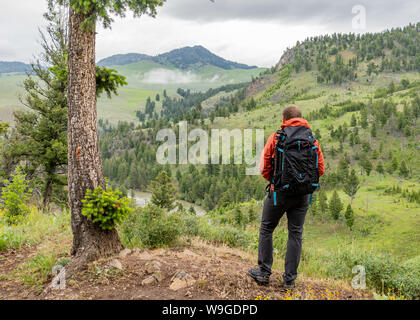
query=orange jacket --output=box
[259,118,325,182]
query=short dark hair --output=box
[283,105,302,120]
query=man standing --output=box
[248,105,325,290]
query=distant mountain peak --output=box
[0,61,32,74]
[97,46,257,70]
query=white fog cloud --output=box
[142,69,200,84]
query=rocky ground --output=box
[0,241,373,300]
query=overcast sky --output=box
[1,0,419,67]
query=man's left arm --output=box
[314,140,325,177]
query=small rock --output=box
[183,249,198,257]
[169,271,196,291]
[145,261,162,274]
[170,278,188,291]
[152,249,166,256]
[152,271,163,282]
[137,251,155,261]
[119,248,132,259]
[109,259,123,270]
[132,248,142,255]
[142,276,156,286]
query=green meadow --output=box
[0,62,264,124]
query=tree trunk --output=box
[42,177,53,208]
[66,8,122,275]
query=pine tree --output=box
[234,207,244,227]
[150,171,176,210]
[188,206,196,215]
[399,160,409,178]
[360,155,373,176]
[309,194,319,217]
[345,204,355,230]
[10,6,68,207]
[248,207,257,222]
[351,114,357,127]
[314,129,321,140]
[338,157,350,180]
[360,108,368,129]
[376,161,385,174]
[318,190,328,222]
[370,122,377,137]
[329,190,343,220]
[391,156,399,172]
[344,169,360,204]
[0,122,9,136]
[58,0,166,273]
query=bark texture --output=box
[42,178,52,208]
[66,8,122,275]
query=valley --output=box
[1,23,420,300]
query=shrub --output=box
[150,171,176,210]
[0,208,71,251]
[196,219,253,249]
[119,205,182,249]
[0,224,25,250]
[0,168,32,225]
[327,249,420,299]
[180,213,199,236]
[81,186,132,230]
[273,227,288,255]
[16,253,56,292]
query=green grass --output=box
[0,73,26,123]
[0,63,264,125]
[0,207,71,251]
[0,207,72,292]
[98,87,162,124]
[210,64,420,279]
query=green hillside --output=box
[98,45,258,70]
[0,74,26,123]
[1,22,420,299]
[212,24,420,259]
[94,23,420,298]
[0,60,264,124]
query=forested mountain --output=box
[98,23,420,272]
[2,18,420,300]
[273,23,420,84]
[97,53,152,67]
[0,61,31,74]
[97,45,257,70]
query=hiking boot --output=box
[283,281,295,290]
[248,268,270,285]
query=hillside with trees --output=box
[98,45,258,70]
[0,6,419,300]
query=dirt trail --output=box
[0,241,372,300]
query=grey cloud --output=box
[161,0,420,31]
[0,0,47,62]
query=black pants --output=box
[258,192,310,283]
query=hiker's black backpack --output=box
[270,126,319,199]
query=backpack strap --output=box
[271,129,287,195]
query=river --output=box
[131,191,207,217]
